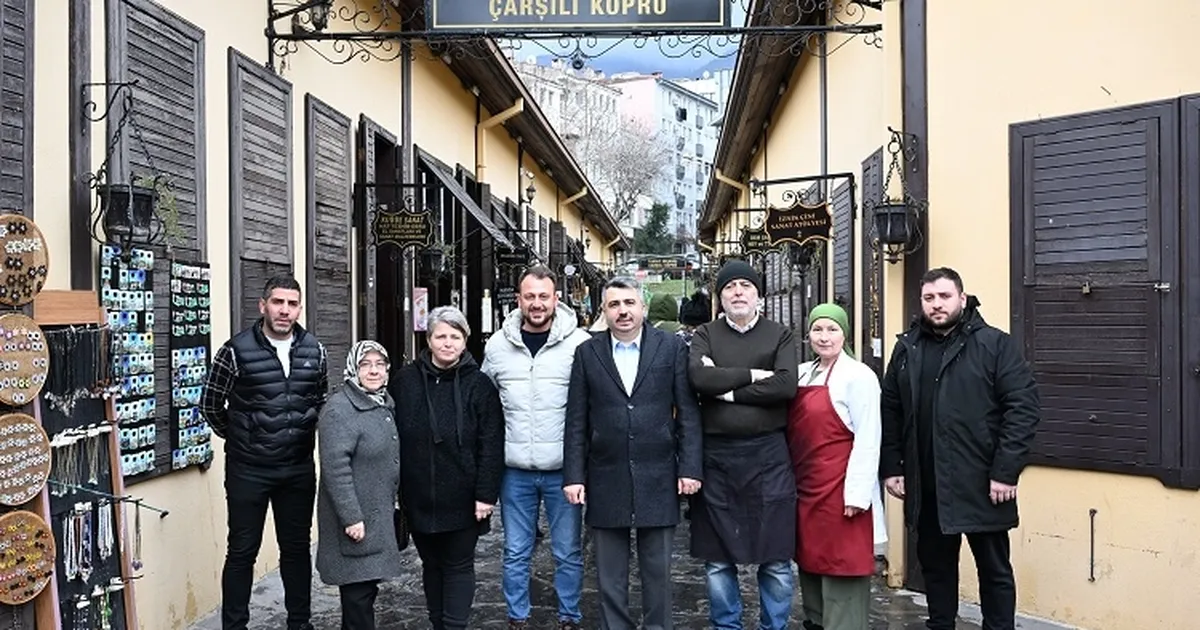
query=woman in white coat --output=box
[786,303,886,630]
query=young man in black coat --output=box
[563,277,703,630]
[880,267,1041,630]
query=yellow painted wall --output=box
[923,0,1200,627]
[411,51,476,173]
[29,1,621,626]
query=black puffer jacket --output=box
[880,296,1040,534]
[225,320,327,466]
[392,351,505,534]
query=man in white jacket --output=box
[482,265,591,630]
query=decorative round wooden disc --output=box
[0,510,55,605]
[0,414,50,506]
[0,313,49,407]
[0,214,49,308]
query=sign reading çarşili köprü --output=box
[426,0,730,30]
[372,205,434,250]
[763,201,833,247]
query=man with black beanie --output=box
[687,259,798,630]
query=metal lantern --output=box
[309,0,332,31]
[872,201,911,246]
[98,183,157,242]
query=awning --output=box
[416,148,514,250]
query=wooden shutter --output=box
[109,0,206,481]
[1011,100,1181,478]
[229,50,293,330]
[0,0,32,217]
[306,96,352,386]
[831,179,855,338]
[860,148,885,376]
[539,216,550,259]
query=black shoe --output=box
[290,624,315,630]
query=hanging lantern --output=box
[98,183,157,243]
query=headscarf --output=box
[808,303,854,358]
[344,340,390,406]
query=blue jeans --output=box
[705,560,793,630]
[500,467,583,623]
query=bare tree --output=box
[560,96,672,225]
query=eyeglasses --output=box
[358,361,389,370]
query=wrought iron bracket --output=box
[264,0,883,71]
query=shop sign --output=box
[372,205,433,250]
[764,201,833,247]
[740,226,771,254]
[426,0,730,31]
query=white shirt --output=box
[611,331,643,396]
[268,334,293,378]
[797,351,888,545]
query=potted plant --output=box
[134,175,184,250]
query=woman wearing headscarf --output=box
[315,340,402,630]
[391,306,505,630]
[787,303,887,630]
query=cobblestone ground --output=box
[191,507,1058,630]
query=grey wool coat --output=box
[315,384,403,586]
[563,324,704,529]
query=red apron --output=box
[786,360,875,576]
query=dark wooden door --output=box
[356,115,401,359]
[831,178,855,344]
[860,148,885,377]
[1011,101,1181,477]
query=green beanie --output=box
[807,303,853,357]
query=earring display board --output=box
[98,245,157,479]
[0,313,49,407]
[0,214,49,308]
[0,510,56,606]
[168,261,213,470]
[0,413,51,507]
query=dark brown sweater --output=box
[687,317,798,436]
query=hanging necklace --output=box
[86,433,101,485]
[9,602,22,630]
[97,499,113,560]
[131,501,143,570]
[73,595,90,630]
[63,512,78,581]
[79,503,93,584]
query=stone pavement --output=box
[190,513,1076,630]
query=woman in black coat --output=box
[391,305,505,630]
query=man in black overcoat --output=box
[880,267,1041,630]
[563,276,703,630]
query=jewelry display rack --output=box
[35,308,144,630]
[0,211,146,630]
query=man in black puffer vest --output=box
[201,275,328,630]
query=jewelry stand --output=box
[32,292,138,630]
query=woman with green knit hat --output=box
[786,302,886,630]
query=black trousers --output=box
[592,526,675,630]
[221,461,316,630]
[412,526,480,630]
[339,580,380,630]
[916,495,1016,630]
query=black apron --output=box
[689,431,797,564]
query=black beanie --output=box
[715,260,761,294]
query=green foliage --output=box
[633,201,674,255]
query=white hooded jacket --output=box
[481,302,591,470]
